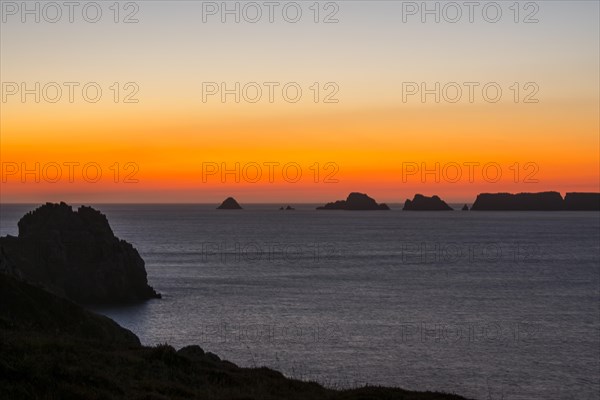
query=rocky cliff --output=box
[564,192,600,210]
[471,192,565,211]
[0,202,160,304]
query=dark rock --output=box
[217,197,242,209]
[462,204,469,211]
[471,192,564,211]
[564,192,600,211]
[178,345,205,361]
[285,206,295,210]
[317,193,390,210]
[205,352,221,362]
[317,200,346,210]
[0,202,160,304]
[403,194,453,211]
[0,247,23,280]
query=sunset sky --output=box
[1,1,598,203]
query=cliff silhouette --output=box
[317,193,390,210]
[470,192,600,211]
[0,202,160,304]
[564,192,600,210]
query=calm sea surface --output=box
[1,204,599,399]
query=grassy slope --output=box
[0,274,471,400]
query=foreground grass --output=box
[0,274,470,400]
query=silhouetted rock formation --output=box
[403,195,453,211]
[286,205,295,210]
[471,192,564,211]
[462,204,469,211]
[217,197,242,209]
[564,192,600,211]
[0,202,160,304]
[317,193,390,210]
[0,247,23,280]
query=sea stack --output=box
[462,204,469,211]
[217,197,242,209]
[317,192,390,210]
[471,192,564,211]
[564,192,600,210]
[0,202,161,304]
[403,194,453,211]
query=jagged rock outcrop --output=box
[0,202,160,304]
[471,192,564,211]
[462,204,469,211]
[564,192,600,211]
[316,193,390,210]
[403,194,453,211]
[217,197,242,209]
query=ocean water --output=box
[1,204,599,399]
